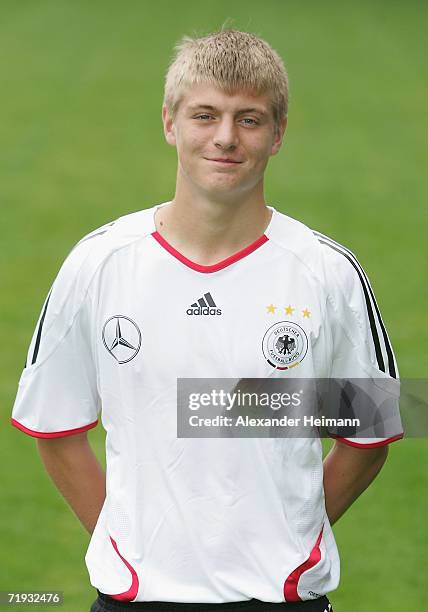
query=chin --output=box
[203,174,243,187]
[202,180,242,193]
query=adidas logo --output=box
[186,292,222,316]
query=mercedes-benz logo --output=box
[102,315,142,364]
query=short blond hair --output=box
[163,29,289,130]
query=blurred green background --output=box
[1,1,427,610]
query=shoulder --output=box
[69,206,156,270]
[56,206,157,289]
[267,207,374,307]
[267,208,363,290]
[267,208,320,255]
[312,229,372,305]
[45,205,158,321]
[24,205,159,367]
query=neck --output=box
[155,178,272,266]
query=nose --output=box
[213,117,239,151]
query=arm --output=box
[323,440,388,526]
[37,432,106,535]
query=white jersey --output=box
[11,203,403,603]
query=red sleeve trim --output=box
[331,433,404,448]
[11,418,98,438]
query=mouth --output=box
[205,158,243,165]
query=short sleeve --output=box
[319,234,404,448]
[11,241,101,438]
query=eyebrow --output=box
[188,104,268,116]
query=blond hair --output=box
[163,29,289,130]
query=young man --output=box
[11,30,402,611]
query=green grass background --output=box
[1,1,427,610]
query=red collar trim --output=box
[151,231,269,273]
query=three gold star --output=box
[266,304,311,318]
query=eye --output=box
[240,118,259,126]
[194,114,213,121]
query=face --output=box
[162,83,287,200]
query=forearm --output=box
[37,432,106,534]
[323,440,388,525]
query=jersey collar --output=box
[151,204,275,274]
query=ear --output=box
[271,116,287,156]
[162,105,176,147]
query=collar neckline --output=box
[151,204,275,274]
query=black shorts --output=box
[90,591,333,612]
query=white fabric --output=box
[11,204,402,602]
